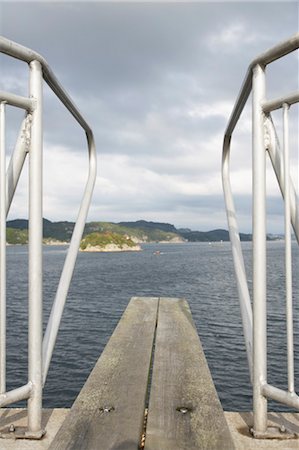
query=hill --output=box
[80,232,141,252]
[118,220,177,233]
[6,218,255,244]
[6,227,28,245]
[85,221,182,242]
[6,219,184,243]
[178,229,252,242]
[7,219,75,242]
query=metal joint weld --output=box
[21,114,32,153]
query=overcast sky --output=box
[0,1,298,232]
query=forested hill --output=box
[178,229,253,242]
[5,218,256,244]
[118,220,177,233]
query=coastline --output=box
[80,243,142,253]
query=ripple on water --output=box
[5,241,298,411]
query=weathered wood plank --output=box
[50,297,159,450]
[145,297,235,450]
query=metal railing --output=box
[0,37,96,438]
[222,34,299,438]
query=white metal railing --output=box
[0,37,96,438]
[222,34,299,438]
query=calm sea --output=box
[5,241,299,411]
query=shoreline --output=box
[80,243,142,253]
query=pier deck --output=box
[0,410,298,449]
[0,297,298,449]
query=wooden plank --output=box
[145,297,235,450]
[50,297,159,450]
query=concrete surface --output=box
[225,412,299,449]
[0,409,298,449]
[0,408,69,449]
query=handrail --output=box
[0,36,96,438]
[222,33,299,438]
[224,33,299,138]
[0,37,92,133]
[265,115,299,243]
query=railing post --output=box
[6,116,30,215]
[252,63,267,435]
[282,103,294,394]
[28,60,44,437]
[0,37,96,440]
[0,102,6,395]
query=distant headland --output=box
[5,218,281,250]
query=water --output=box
[5,241,299,411]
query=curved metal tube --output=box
[265,115,299,243]
[0,36,92,132]
[0,36,97,383]
[42,129,96,383]
[224,33,299,138]
[222,136,253,380]
[222,33,299,381]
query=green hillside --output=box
[6,218,256,243]
[178,229,252,242]
[84,221,181,242]
[6,219,184,243]
[6,228,28,245]
[80,232,140,251]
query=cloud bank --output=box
[1,1,298,232]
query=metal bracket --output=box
[263,117,271,151]
[251,425,299,440]
[0,424,46,440]
[21,113,32,153]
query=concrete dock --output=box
[225,412,299,450]
[0,409,298,449]
[0,409,69,449]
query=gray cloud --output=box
[1,1,298,232]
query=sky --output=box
[0,1,298,233]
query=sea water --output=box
[5,241,299,411]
